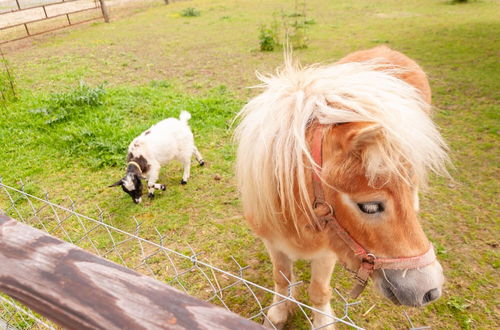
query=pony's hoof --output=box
[181,180,187,185]
[160,184,166,191]
[199,160,205,166]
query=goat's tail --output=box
[179,111,191,124]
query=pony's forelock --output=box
[235,58,449,233]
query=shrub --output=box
[259,24,278,51]
[181,7,200,17]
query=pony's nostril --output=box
[422,288,440,304]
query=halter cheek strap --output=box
[310,123,436,298]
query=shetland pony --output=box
[235,46,449,329]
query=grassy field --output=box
[0,0,498,328]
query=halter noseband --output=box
[310,123,436,298]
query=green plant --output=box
[287,22,308,49]
[0,48,17,105]
[259,1,310,51]
[31,80,105,125]
[259,24,278,51]
[286,0,309,49]
[181,7,200,17]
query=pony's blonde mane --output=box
[235,58,449,233]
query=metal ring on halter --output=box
[366,253,376,261]
[363,253,376,262]
[355,253,377,278]
[313,199,334,216]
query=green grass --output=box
[0,0,499,328]
[180,7,201,17]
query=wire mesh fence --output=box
[0,178,430,329]
[0,294,56,330]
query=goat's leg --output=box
[263,241,296,329]
[147,165,165,198]
[180,158,191,185]
[193,146,204,166]
[309,253,337,329]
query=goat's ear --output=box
[108,179,123,188]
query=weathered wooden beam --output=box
[0,214,263,330]
[99,0,110,23]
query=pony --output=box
[235,46,449,329]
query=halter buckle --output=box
[350,253,377,298]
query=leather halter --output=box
[310,123,437,298]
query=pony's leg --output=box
[263,242,296,329]
[193,146,204,166]
[309,253,337,329]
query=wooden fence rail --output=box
[0,213,263,329]
[0,0,106,44]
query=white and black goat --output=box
[110,111,204,203]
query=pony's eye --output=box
[357,202,384,214]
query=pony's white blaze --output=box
[236,59,449,231]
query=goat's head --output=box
[109,173,143,204]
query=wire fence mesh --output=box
[0,179,430,329]
[0,294,55,330]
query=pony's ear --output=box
[343,122,383,152]
[108,179,123,188]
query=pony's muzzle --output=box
[373,261,444,307]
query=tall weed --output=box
[0,49,17,105]
[258,0,310,51]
